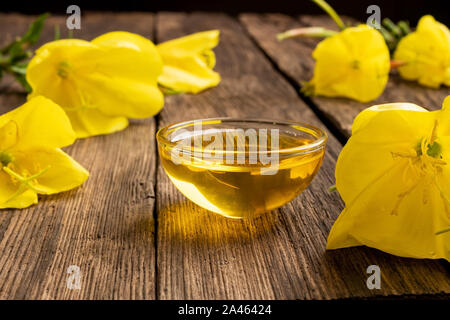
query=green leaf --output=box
[11,63,31,92]
[382,18,402,38]
[397,21,411,36]
[0,13,48,92]
[427,141,442,158]
[13,72,32,93]
[10,64,28,75]
[7,42,28,64]
[21,13,50,45]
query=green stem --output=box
[382,18,402,38]
[379,26,395,43]
[379,26,397,51]
[54,25,60,40]
[312,0,346,30]
[397,21,411,36]
[277,27,338,41]
[328,185,337,192]
[3,165,51,195]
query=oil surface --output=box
[159,130,325,218]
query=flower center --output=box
[57,61,71,78]
[0,150,14,167]
[390,120,447,216]
[2,165,51,203]
[428,141,442,158]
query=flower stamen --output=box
[429,120,438,144]
[391,182,419,215]
[57,61,71,78]
[391,122,447,217]
[0,151,14,167]
[3,165,51,202]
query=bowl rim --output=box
[156,117,328,157]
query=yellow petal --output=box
[75,73,164,119]
[11,148,89,195]
[310,25,390,102]
[336,105,436,205]
[91,31,163,83]
[157,30,219,56]
[158,60,221,94]
[438,95,450,136]
[0,171,37,209]
[328,164,450,261]
[0,120,18,150]
[394,15,450,88]
[351,102,428,134]
[329,97,450,261]
[64,107,129,139]
[157,30,221,93]
[27,35,165,138]
[443,95,450,110]
[28,68,129,138]
[26,39,100,90]
[87,33,165,117]
[433,95,450,198]
[0,96,76,150]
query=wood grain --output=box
[0,13,157,299]
[156,12,450,299]
[239,14,450,137]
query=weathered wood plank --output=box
[0,13,157,299]
[156,12,450,299]
[240,14,449,137]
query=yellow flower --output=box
[307,25,390,102]
[327,96,450,261]
[27,32,165,138]
[394,15,450,88]
[0,96,89,209]
[157,30,221,94]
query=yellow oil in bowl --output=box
[157,119,327,219]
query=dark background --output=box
[1,0,449,25]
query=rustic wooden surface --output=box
[0,12,449,300]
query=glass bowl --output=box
[156,118,327,219]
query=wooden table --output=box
[0,12,448,300]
